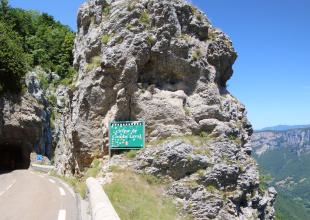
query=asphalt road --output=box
[0,169,78,220]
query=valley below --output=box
[251,126,310,219]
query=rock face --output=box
[25,70,53,157]
[0,92,48,168]
[0,93,43,150]
[137,139,276,219]
[56,0,251,172]
[54,0,276,218]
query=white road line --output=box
[59,181,76,198]
[57,209,66,220]
[59,187,66,196]
[0,179,16,197]
[49,179,56,184]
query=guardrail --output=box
[30,163,55,172]
[86,177,120,220]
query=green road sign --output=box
[109,121,145,149]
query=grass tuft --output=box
[86,159,102,178]
[192,48,203,61]
[146,35,156,46]
[126,150,137,159]
[101,34,111,45]
[139,10,151,25]
[102,6,110,17]
[86,56,101,72]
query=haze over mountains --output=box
[257,124,310,132]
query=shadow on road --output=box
[0,168,29,175]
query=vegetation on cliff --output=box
[0,20,27,93]
[0,0,75,93]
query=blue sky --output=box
[9,0,310,129]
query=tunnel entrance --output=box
[0,144,30,171]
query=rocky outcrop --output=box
[0,93,43,150]
[136,139,276,219]
[54,0,276,218]
[55,0,251,173]
[251,128,310,156]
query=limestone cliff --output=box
[54,0,276,218]
[251,128,310,156]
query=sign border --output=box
[108,120,145,150]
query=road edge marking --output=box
[49,178,56,184]
[58,209,66,220]
[0,179,16,197]
[59,187,66,196]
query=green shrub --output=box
[86,56,101,72]
[38,73,49,90]
[191,6,203,21]
[141,173,163,185]
[146,35,156,46]
[126,150,137,159]
[196,13,203,21]
[194,148,211,156]
[206,185,217,193]
[86,159,102,178]
[197,169,205,177]
[50,111,56,130]
[228,134,238,141]
[47,94,57,107]
[208,28,218,40]
[126,23,134,30]
[127,2,136,11]
[259,173,272,192]
[180,34,190,41]
[139,10,151,25]
[102,6,110,17]
[101,34,111,45]
[199,131,209,138]
[75,181,87,199]
[184,107,191,116]
[228,134,242,145]
[58,67,76,87]
[192,48,203,61]
[109,165,122,173]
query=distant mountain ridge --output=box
[257,124,310,132]
[251,127,310,156]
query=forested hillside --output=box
[252,128,310,220]
[0,0,75,94]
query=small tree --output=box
[0,0,9,18]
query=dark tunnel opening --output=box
[0,144,31,171]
